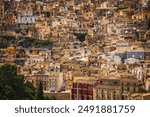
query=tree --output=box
[44,96,50,100]
[49,96,57,100]
[0,36,17,49]
[19,37,53,49]
[73,33,86,42]
[35,81,44,100]
[0,64,35,100]
[24,81,36,100]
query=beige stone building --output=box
[27,72,64,93]
[96,73,139,100]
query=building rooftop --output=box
[73,76,99,84]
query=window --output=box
[145,15,148,19]
[84,84,87,89]
[114,81,118,85]
[113,95,116,100]
[133,83,136,92]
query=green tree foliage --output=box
[49,96,57,100]
[24,81,36,100]
[16,49,26,58]
[19,37,53,49]
[35,81,44,100]
[44,96,57,100]
[73,33,86,42]
[0,64,35,100]
[44,96,50,100]
[0,36,16,48]
[0,36,53,49]
[33,39,52,48]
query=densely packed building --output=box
[0,0,150,100]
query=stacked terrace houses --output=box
[0,0,150,100]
